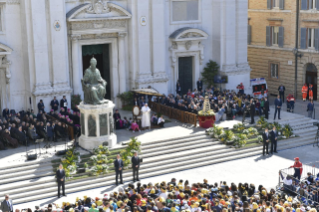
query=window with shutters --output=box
[309,0,317,9]
[301,0,319,10]
[272,0,280,8]
[308,28,316,48]
[171,0,200,23]
[301,28,318,49]
[272,26,279,45]
[266,26,284,47]
[270,63,279,78]
[267,0,284,10]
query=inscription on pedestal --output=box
[100,114,108,136]
[88,115,97,137]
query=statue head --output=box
[90,57,97,69]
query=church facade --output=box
[0,0,250,112]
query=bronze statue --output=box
[81,57,108,104]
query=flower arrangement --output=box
[257,135,263,143]
[93,145,110,155]
[212,126,224,139]
[219,130,234,143]
[233,123,245,132]
[120,137,141,168]
[282,124,293,138]
[60,147,80,177]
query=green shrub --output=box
[71,94,82,110]
[117,91,134,106]
[282,124,293,138]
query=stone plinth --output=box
[78,101,117,150]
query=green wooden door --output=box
[178,57,193,95]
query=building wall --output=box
[0,0,251,111]
[248,0,319,99]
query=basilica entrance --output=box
[82,44,111,100]
[178,56,193,95]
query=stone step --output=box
[140,132,206,146]
[0,164,54,180]
[13,138,315,205]
[5,133,312,198]
[141,135,211,149]
[141,139,218,154]
[142,142,225,157]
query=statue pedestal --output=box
[78,101,117,150]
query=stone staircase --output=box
[0,119,315,205]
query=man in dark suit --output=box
[264,97,269,119]
[114,154,124,185]
[270,126,278,154]
[131,151,140,182]
[262,128,270,156]
[56,164,66,198]
[1,194,13,212]
[249,99,255,124]
[278,84,285,103]
[60,96,68,111]
[37,99,45,113]
[1,195,13,212]
[50,96,59,112]
[197,78,203,92]
[274,95,282,120]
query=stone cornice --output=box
[7,0,20,4]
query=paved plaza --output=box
[14,144,319,209]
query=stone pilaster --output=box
[118,32,127,93]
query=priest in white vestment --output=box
[141,103,151,129]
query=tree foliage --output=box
[201,60,220,86]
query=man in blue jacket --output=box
[274,95,282,120]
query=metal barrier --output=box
[149,101,197,127]
[278,164,319,205]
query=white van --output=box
[250,78,268,99]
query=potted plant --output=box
[198,96,216,128]
[116,91,134,108]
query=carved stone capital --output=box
[71,34,81,41]
[118,32,127,38]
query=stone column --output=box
[30,0,53,97]
[118,32,127,94]
[71,35,83,98]
[48,0,72,94]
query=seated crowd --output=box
[149,86,268,123]
[14,176,319,212]
[0,97,81,150]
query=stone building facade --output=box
[0,0,250,112]
[248,0,319,100]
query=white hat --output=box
[300,207,306,212]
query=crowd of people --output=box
[0,96,80,150]
[145,80,270,124]
[6,174,319,212]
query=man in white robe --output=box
[141,103,151,129]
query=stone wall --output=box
[248,0,319,100]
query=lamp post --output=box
[294,0,300,99]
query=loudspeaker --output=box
[139,158,143,163]
[77,168,86,173]
[27,154,37,160]
[29,97,31,105]
[56,150,67,155]
[102,142,109,146]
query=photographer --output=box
[279,171,295,195]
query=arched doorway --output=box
[306,63,317,100]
